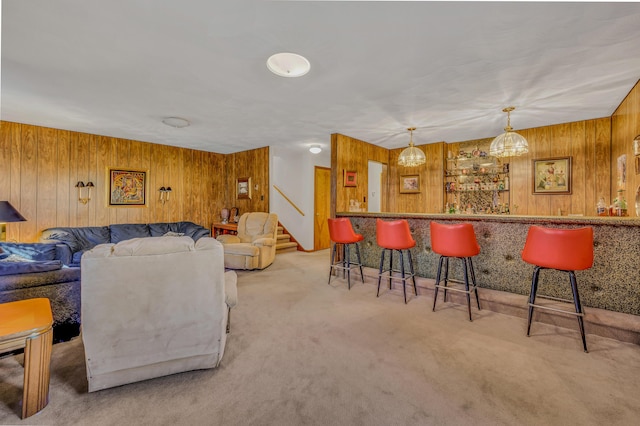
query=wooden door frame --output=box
[314,166,331,251]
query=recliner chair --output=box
[217,212,279,270]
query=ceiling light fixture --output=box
[162,117,190,128]
[309,144,322,154]
[397,127,426,167]
[489,107,529,158]
[266,52,310,78]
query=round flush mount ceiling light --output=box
[162,117,190,128]
[309,144,322,154]
[266,52,311,77]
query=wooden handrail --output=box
[273,185,305,216]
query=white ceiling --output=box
[2,1,640,154]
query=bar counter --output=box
[336,212,640,316]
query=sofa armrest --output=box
[253,237,276,247]
[55,244,73,266]
[224,271,238,309]
[191,228,211,241]
[217,235,241,244]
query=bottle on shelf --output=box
[597,197,608,216]
[613,190,628,217]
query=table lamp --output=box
[0,201,27,241]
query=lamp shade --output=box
[0,201,27,222]
[489,106,529,158]
[489,131,529,158]
[398,127,426,167]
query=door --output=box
[314,166,331,250]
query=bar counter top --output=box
[338,211,640,226]
[336,212,640,316]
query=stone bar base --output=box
[358,266,640,346]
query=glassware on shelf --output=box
[597,197,608,216]
[613,190,628,217]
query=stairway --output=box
[276,226,298,252]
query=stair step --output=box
[276,242,298,252]
[277,234,291,242]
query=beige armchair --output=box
[217,212,278,270]
[81,236,237,392]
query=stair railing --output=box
[273,185,305,216]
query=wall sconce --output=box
[75,181,94,204]
[159,186,172,204]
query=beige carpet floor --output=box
[2,249,640,425]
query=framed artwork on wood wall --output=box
[399,174,420,194]
[236,177,252,200]
[532,157,572,195]
[344,170,357,187]
[108,168,147,206]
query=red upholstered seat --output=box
[431,222,480,258]
[522,226,593,271]
[376,219,416,250]
[328,218,364,244]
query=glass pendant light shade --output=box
[489,107,529,158]
[398,127,426,167]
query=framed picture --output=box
[344,170,357,187]
[532,157,572,194]
[236,177,252,200]
[400,174,420,194]
[108,168,147,206]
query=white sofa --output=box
[217,212,279,270]
[80,236,237,392]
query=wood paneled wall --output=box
[451,118,611,216]
[331,133,389,215]
[331,133,389,217]
[0,121,248,242]
[611,79,640,217]
[388,142,445,213]
[223,146,270,214]
[333,117,611,217]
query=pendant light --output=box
[489,107,529,158]
[398,127,426,167]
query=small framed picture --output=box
[400,174,420,194]
[108,168,147,206]
[236,177,252,200]
[344,170,357,187]
[532,157,572,194]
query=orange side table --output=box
[0,298,53,418]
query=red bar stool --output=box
[328,218,365,289]
[430,222,481,321]
[521,226,593,352]
[376,219,418,304]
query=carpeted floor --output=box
[2,249,640,425]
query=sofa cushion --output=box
[0,242,58,261]
[41,226,110,253]
[0,247,8,260]
[148,222,178,236]
[112,236,195,257]
[109,223,151,243]
[0,259,63,276]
